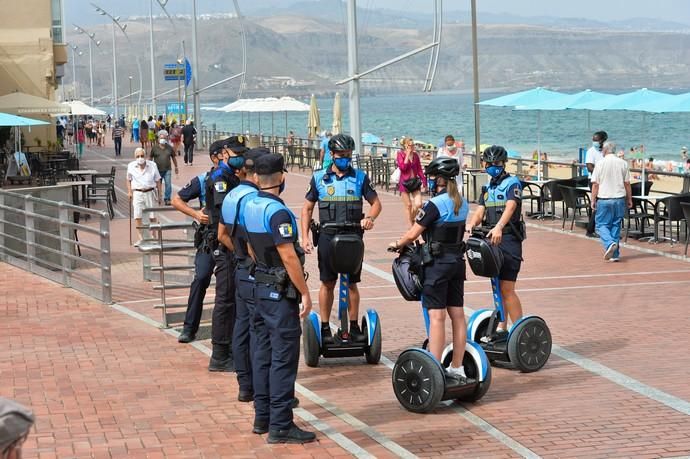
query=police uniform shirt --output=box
[177,174,206,208]
[305,167,378,203]
[244,192,299,266]
[415,190,468,242]
[478,173,522,226]
[206,164,240,224]
[220,180,260,259]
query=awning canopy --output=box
[478,87,565,108]
[57,100,107,116]
[217,97,310,113]
[0,112,50,127]
[0,92,69,115]
[515,89,613,111]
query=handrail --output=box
[0,189,112,304]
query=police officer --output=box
[171,145,221,343]
[466,145,525,336]
[205,136,246,371]
[244,154,315,444]
[217,147,269,402]
[300,133,382,343]
[389,157,471,380]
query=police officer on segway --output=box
[300,133,382,344]
[466,145,526,337]
[389,157,471,380]
[172,146,222,344]
[244,154,315,444]
[205,136,247,371]
[217,147,269,402]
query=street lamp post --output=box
[176,57,183,123]
[128,76,133,114]
[74,24,102,107]
[71,45,82,100]
[150,0,176,117]
[92,3,128,119]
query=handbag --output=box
[402,177,422,193]
[391,167,401,184]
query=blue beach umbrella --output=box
[361,132,382,144]
[0,112,49,127]
[570,89,674,194]
[633,91,690,114]
[479,87,566,180]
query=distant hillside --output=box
[67,13,690,103]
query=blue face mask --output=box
[486,165,504,178]
[227,156,245,170]
[592,141,601,150]
[428,178,437,195]
[279,179,285,195]
[333,156,352,171]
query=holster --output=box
[254,268,301,301]
[429,241,466,257]
[310,219,320,248]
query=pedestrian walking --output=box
[149,130,179,205]
[126,147,162,247]
[590,141,632,262]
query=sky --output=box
[64,0,690,27]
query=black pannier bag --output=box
[391,245,423,301]
[465,236,504,278]
[329,233,365,274]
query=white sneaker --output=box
[133,240,142,247]
[446,365,467,378]
[604,242,618,260]
[609,257,620,262]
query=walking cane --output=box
[129,195,133,246]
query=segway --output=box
[465,229,552,372]
[389,245,492,414]
[302,222,382,367]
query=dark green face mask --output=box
[227,156,245,170]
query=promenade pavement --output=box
[2,140,690,458]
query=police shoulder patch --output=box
[278,223,294,238]
[415,208,426,222]
[214,181,227,193]
[514,187,522,198]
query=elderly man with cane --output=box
[127,147,162,247]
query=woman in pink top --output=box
[396,137,427,226]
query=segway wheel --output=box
[392,350,444,413]
[363,315,382,365]
[508,318,552,373]
[456,351,492,402]
[302,318,321,368]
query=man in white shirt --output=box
[590,141,632,262]
[584,130,607,237]
[127,147,162,246]
[436,134,466,189]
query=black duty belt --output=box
[133,188,155,192]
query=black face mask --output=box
[261,179,285,195]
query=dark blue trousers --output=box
[233,263,256,393]
[212,248,237,345]
[252,281,301,431]
[182,250,215,334]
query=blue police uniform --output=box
[220,180,260,395]
[478,172,524,281]
[177,173,216,337]
[206,162,240,352]
[415,190,469,308]
[305,166,377,282]
[244,191,302,432]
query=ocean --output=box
[201,92,690,163]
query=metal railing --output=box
[0,189,112,303]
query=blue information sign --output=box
[163,60,192,85]
[167,103,184,114]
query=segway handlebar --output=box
[321,222,362,231]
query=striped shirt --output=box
[112,126,124,139]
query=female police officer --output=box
[389,157,470,380]
[466,145,524,336]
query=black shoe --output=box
[178,331,195,343]
[321,326,334,345]
[164,200,171,206]
[585,232,598,238]
[291,397,300,409]
[208,344,235,372]
[349,323,367,344]
[238,390,254,402]
[267,424,316,444]
[253,420,269,435]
